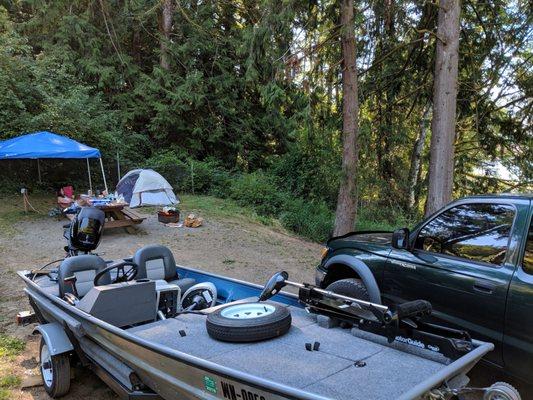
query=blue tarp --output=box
[0,131,101,159]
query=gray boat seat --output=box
[133,245,196,293]
[58,255,111,298]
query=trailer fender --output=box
[324,255,382,304]
[33,323,74,356]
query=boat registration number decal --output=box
[203,375,271,400]
[219,380,267,400]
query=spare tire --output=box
[206,302,291,342]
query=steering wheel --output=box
[93,261,139,286]
[422,236,442,253]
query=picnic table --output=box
[67,203,145,234]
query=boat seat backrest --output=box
[133,245,177,281]
[58,255,110,298]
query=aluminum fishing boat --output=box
[17,241,519,400]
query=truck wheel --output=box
[483,382,521,400]
[40,337,71,398]
[206,302,291,342]
[326,279,370,328]
[326,278,370,301]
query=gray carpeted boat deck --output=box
[128,303,449,400]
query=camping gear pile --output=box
[62,192,125,214]
[116,169,178,208]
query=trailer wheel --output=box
[483,382,521,400]
[40,337,71,398]
[206,302,291,342]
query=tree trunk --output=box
[333,0,359,236]
[160,0,174,70]
[425,0,461,217]
[408,107,430,211]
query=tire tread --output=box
[40,338,71,398]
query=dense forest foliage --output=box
[0,0,531,240]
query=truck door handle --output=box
[473,280,496,294]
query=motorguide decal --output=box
[395,335,440,352]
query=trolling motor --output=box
[259,271,473,360]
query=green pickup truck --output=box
[316,194,533,381]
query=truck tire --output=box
[326,278,370,301]
[326,279,370,328]
[40,337,71,398]
[206,302,291,342]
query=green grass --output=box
[179,195,276,226]
[0,335,26,358]
[0,193,56,237]
[0,374,21,388]
[0,374,21,400]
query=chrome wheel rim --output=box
[221,303,275,319]
[40,344,53,387]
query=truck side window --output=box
[414,203,515,266]
[523,218,533,274]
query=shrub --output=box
[356,203,414,231]
[280,198,333,242]
[228,172,286,216]
[144,151,230,195]
[188,159,229,195]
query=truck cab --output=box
[317,194,533,381]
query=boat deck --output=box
[128,302,449,400]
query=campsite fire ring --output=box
[158,210,180,224]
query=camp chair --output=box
[57,186,75,213]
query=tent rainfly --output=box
[0,131,107,192]
[116,169,178,208]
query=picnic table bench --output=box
[67,204,145,234]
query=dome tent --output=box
[116,169,178,208]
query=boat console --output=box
[77,280,158,327]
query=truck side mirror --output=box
[392,228,410,250]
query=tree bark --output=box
[425,0,461,217]
[333,0,359,236]
[160,0,174,70]
[408,106,430,211]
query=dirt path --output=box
[0,195,322,399]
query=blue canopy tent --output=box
[0,131,108,192]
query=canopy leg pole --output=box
[37,159,42,183]
[86,158,93,194]
[116,150,121,180]
[99,157,108,194]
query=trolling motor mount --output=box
[259,271,473,360]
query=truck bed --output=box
[128,302,449,400]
